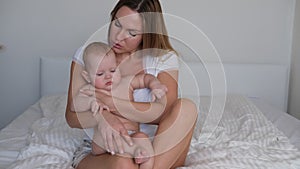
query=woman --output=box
[65,0,198,168]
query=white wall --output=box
[0,0,295,129]
[0,0,117,129]
[161,0,294,64]
[289,0,300,119]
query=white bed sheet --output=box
[181,95,300,168]
[250,98,300,151]
[0,100,42,169]
[0,94,299,168]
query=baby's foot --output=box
[134,147,150,164]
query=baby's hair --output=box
[83,42,113,69]
[83,42,111,61]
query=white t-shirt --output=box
[72,47,179,137]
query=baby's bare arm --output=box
[131,74,161,89]
[131,74,168,101]
[72,84,96,112]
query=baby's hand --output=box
[150,83,168,102]
[79,84,96,97]
[90,100,100,115]
[91,100,110,116]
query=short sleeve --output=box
[72,46,84,66]
[144,51,179,77]
[156,51,179,72]
[134,51,179,103]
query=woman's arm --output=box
[93,70,178,124]
[65,61,99,128]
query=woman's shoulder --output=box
[144,50,178,62]
[72,46,84,66]
[157,50,178,65]
[143,50,179,74]
[160,50,178,61]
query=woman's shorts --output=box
[71,139,92,168]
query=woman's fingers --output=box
[100,127,109,152]
[120,127,134,146]
[103,128,133,155]
[91,103,100,116]
[96,111,134,155]
[113,132,124,154]
[106,131,115,155]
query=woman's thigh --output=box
[152,98,197,168]
[77,153,139,169]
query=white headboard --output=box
[39,56,288,111]
[178,62,289,111]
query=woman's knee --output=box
[160,98,198,125]
[173,98,198,121]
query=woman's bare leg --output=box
[169,128,194,168]
[77,98,197,169]
[91,140,107,155]
[77,153,138,169]
[152,98,198,169]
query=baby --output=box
[73,42,167,169]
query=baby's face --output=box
[89,51,121,91]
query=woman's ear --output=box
[81,70,91,83]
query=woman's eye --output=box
[129,31,137,37]
[110,69,116,73]
[96,73,104,76]
[114,20,121,27]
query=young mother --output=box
[65,0,198,168]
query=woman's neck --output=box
[116,53,129,65]
[116,52,142,65]
[115,52,144,76]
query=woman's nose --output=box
[115,29,127,42]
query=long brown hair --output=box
[109,0,176,56]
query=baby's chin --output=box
[104,86,112,91]
[106,84,118,91]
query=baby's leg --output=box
[124,132,154,169]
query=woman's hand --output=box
[93,109,133,155]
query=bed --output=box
[0,56,299,169]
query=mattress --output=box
[0,94,299,168]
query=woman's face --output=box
[109,6,143,54]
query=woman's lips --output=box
[113,42,122,49]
